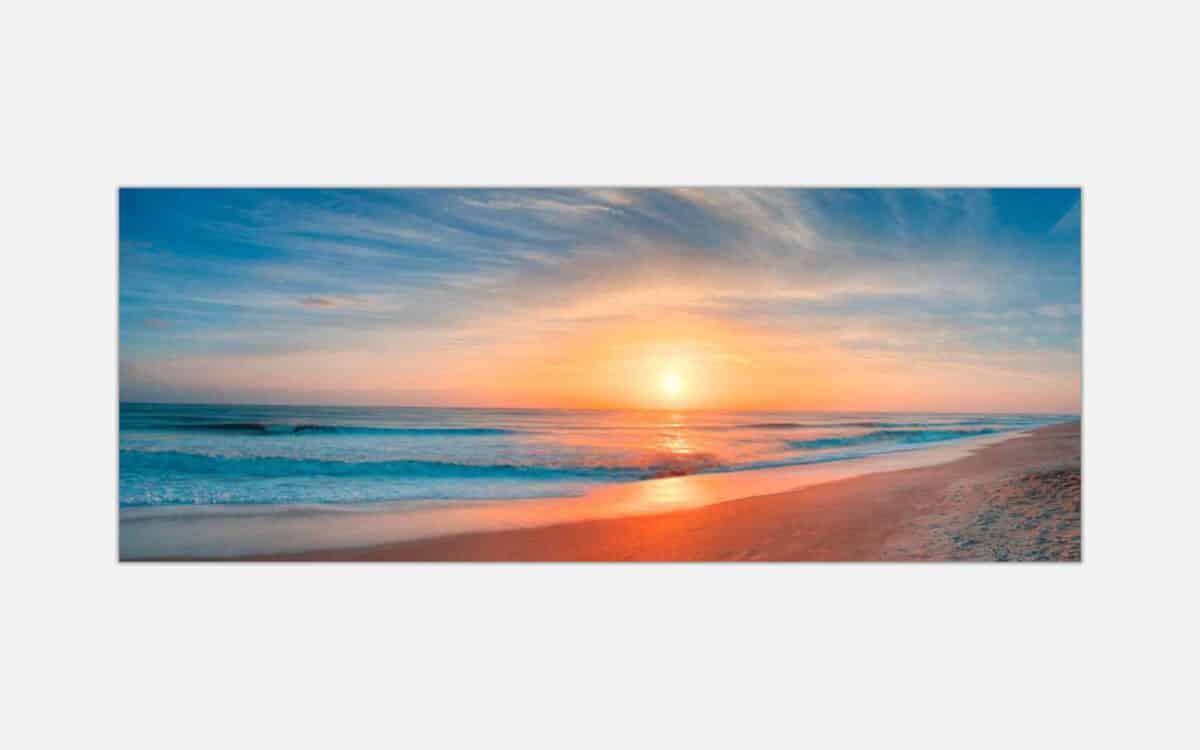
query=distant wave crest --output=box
[743,421,889,429]
[134,422,521,437]
[788,428,999,450]
[120,449,722,482]
[706,418,1008,431]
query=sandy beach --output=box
[249,421,1080,562]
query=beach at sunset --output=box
[121,419,1079,561]
[119,188,1081,562]
[343,421,1079,562]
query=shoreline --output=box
[124,421,1080,561]
[254,421,1081,562]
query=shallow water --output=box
[121,429,1044,558]
[120,403,1071,509]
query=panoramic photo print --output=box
[119,188,1081,561]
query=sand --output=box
[253,421,1081,562]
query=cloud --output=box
[1051,199,1081,235]
[299,296,349,309]
[119,188,1081,410]
[1036,303,1080,319]
[459,194,616,217]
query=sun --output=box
[660,371,685,400]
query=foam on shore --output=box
[121,429,1029,560]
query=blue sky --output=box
[119,188,1080,411]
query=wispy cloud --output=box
[1051,199,1081,236]
[1036,303,1081,319]
[299,296,341,309]
[119,188,1081,410]
[459,194,617,217]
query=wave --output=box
[129,422,522,436]
[787,428,999,450]
[121,424,1012,485]
[703,418,1020,431]
[120,449,722,482]
[742,421,890,429]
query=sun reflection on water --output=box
[659,432,694,455]
[628,475,697,507]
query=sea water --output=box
[119,403,1071,509]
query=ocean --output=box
[118,403,1071,509]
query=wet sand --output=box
[256,421,1081,562]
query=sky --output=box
[119,188,1081,412]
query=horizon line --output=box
[118,399,1080,417]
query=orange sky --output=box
[120,188,1082,413]
[125,311,1080,413]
